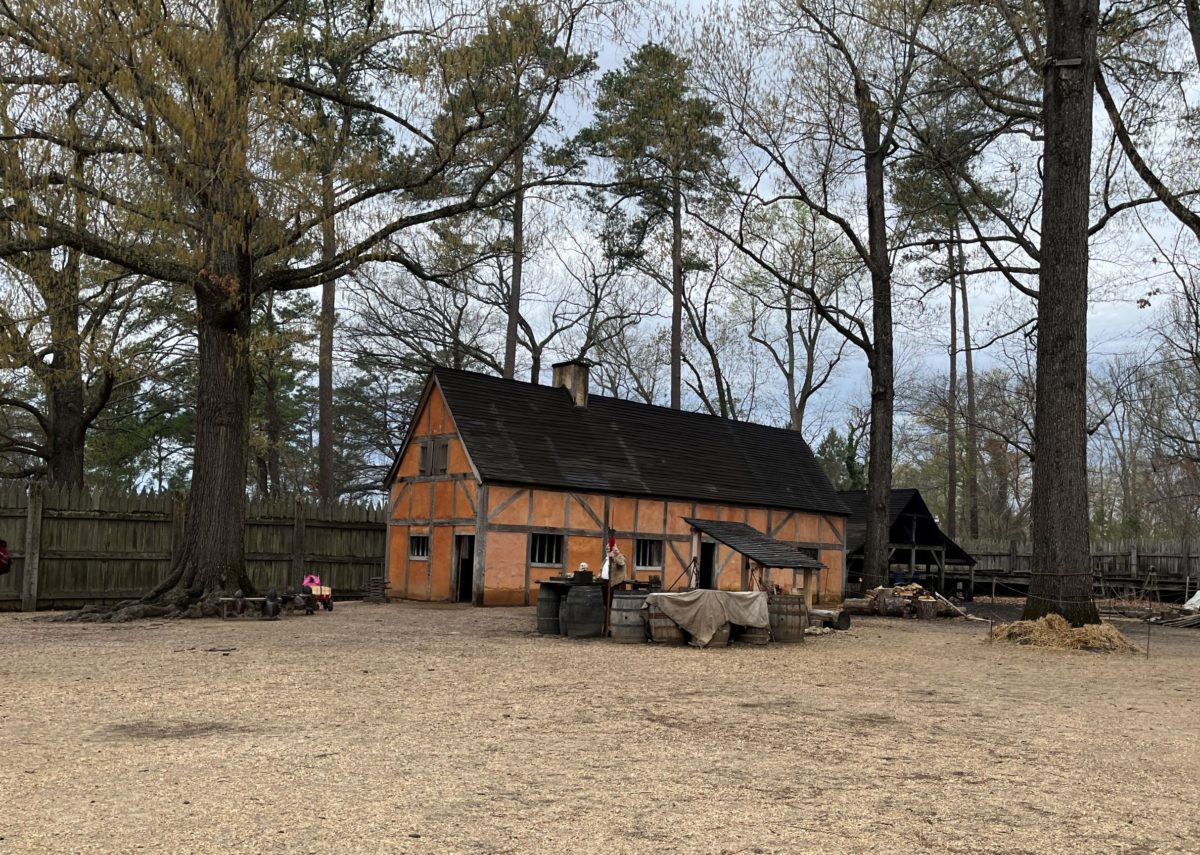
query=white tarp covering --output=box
[1184,590,1200,611]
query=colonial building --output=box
[384,361,849,605]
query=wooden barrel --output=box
[610,591,648,644]
[647,601,685,645]
[565,585,606,638]
[536,585,562,635]
[704,622,731,647]
[769,595,807,643]
[735,625,770,645]
[558,593,570,636]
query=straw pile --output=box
[989,613,1137,653]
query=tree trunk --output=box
[147,289,254,601]
[858,83,894,592]
[1024,0,1100,625]
[144,0,257,606]
[504,148,525,381]
[317,169,336,503]
[959,231,980,540]
[946,238,958,539]
[670,174,683,410]
[37,264,87,488]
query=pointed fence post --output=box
[21,483,44,612]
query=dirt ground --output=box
[2,602,1198,855]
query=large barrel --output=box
[536,585,562,635]
[704,622,731,647]
[768,594,807,643]
[565,585,606,638]
[558,593,570,636]
[647,601,686,645]
[734,624,770,645]
[610,591,648,644]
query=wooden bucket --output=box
[769,594,807,643]
[565,585,606,638]
[647,601,685,645]
[536,585,562,635]
[610,591,648,643]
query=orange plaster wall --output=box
[448,440,471,475]
[489,487,530,526]
[609,496,635,534]
[429,527,453,600]
[408,557,430,598]
[819,549,845,602]
[485,532,528,604]
[387,525,408,595]
[567,533,603,576]
[433,480,456,520]
[569,493,605,533]
[636,500,665,534]
[666,502,693,535]
[533,490,566,529]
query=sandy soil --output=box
[2,602,1198,854]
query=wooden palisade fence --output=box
[0,482,386,611]
[958,539,1200,602]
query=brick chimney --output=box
[551,359,591,408]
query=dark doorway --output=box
[454,535,475,603]
[699,542,717,589]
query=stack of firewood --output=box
[841,584,953,619]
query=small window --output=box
[530,533,564,566]
[409,534,430,559]
[417,441,430,476]
[635,538,664,568]
[795,546,819,562]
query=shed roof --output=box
[684,518,825,569]
[838,488,975,566]
[390,368,848,516]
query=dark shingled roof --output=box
[839,488,975,566]
[684,518,825,569]
[397,367,848,516]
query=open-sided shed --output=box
[839,488,975,593]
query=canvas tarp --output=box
[643,590,769,646]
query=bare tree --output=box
[695,0,935,588]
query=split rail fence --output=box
[0,482,385,611]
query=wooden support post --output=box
[936,549,946,595]
[690,529,701,589]
[740,554,750,592]
[21,483,44,612]
[472,484,488,606]
[1130,543,1139,580]
[802,568,814,612]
